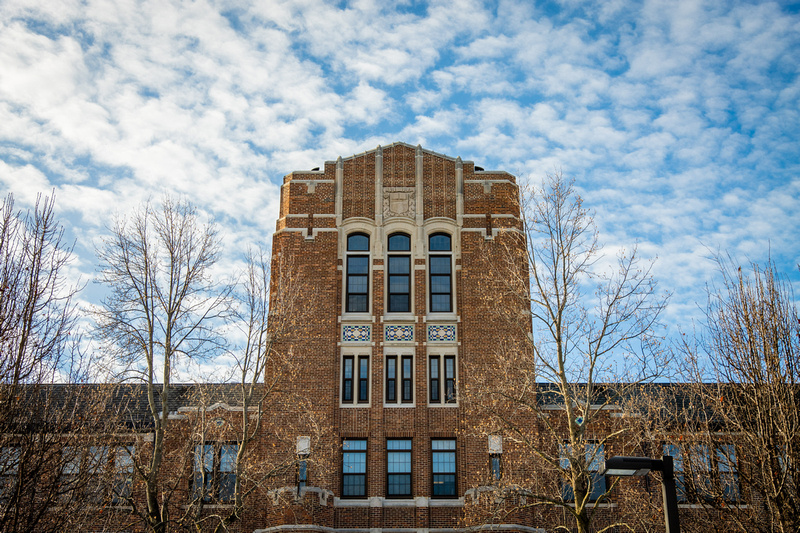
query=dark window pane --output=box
[219,472,235,501]
[298,460,307,489]
[388,256,410,274]
[348,234,369,251]
[348,276,368,293]
[343,475,366,497]
[431,294,451,313]
[388,233,410,251]
[491,456,502,480]
[389,275,409,294]
[343,381,352,401]
[389,294,409,313]
[387,380,396,402]
[358,357,369,402]
[429,234,451,251]
[429,256,451,274]
[430,275,450,293]
[433,474,456,496]
[388,474,411,496]
[430,356,440,403]
[347,256,369,274]
[589,472,606,501]
[348,295,367,313]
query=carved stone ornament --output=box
[383,188,415,218]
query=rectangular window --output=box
[346,255,369,313]
[343,355,370,405]
[402,355,413,403]
[112,445,134,505]
[429,356,440,403]
[429,355,456,404]
[60,446,82,501]
[386,356,397,403]
[663,444,687,503]
[444,356,456,403]
[0,447,19,504]
[298,460,308,491]
[388,255,411,313]
[432,439,457,498]
[560,442,606,502]
[192,443,238,503]
[86,445,109,504]
[342,439,367,498]
[358,356,369,403]
[386,355,412,405]
[429,256,452,312]
[387,439,412,497]
[343,356,354,402]
[717,444,739,502]
[491,455,502,481]
[664,443,739,503]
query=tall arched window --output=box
[428,233,452,313]
[387,232,411,313]
[346,233,370,313]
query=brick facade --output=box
[267,143,531,532]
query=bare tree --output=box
[464,174,668,533]
[0,193,113,532]
[185,250,332,532]
[659,258,800,533]
[94,197,230,533]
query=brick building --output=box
[1,143,762,533]
[265,142,532,531]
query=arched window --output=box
[428,233,452,313]
[346,233,369,313]
[387,232,411,313]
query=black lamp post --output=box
[601,455,681,533]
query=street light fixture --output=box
[601,455,681,533]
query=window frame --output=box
[431,438,457,498]
[490,454,503,482]
[387,232,412,314]
[386,353,414,406]
[345,232,370,314]
[341,354,370,406]
[112,445,135,506]
[559,442,607,503]
[386,438,412,498]
[192,442,238,504]
[0,446,19,504]
[428,233,453,313]
[663,442,740,504]
[428,354,457,405]
[342,439,368,499]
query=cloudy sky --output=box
[1,0,798,351]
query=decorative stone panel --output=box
[342,325,371,342]
[384,324,414,342]
[383,187,416,218]
[427,324,456,342]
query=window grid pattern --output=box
[346,233,369,313]
[428,234,452,313]
[387,233,411,313]
[387,439,412,497]
[432,439,456,497]
[193,443,237,503]
[342,440,367,498]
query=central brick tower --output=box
[268,142,528,531]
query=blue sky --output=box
[1,0,799,357]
